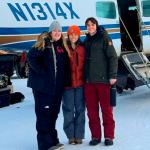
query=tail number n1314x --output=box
[7,2,80,21]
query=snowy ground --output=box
[0,79,150,150]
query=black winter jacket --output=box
[27,39,71,94]
[84,27,118,84]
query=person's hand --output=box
[109,79,117,85]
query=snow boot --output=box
[89,138,101,146]
[104,139,113,146]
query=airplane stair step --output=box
[121,52,150,88]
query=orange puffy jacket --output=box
[68,43,85,88]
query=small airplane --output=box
[0,0,150,92]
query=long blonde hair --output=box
[33,32,49,50]
[61,35,71,57]
[33,31,71,57]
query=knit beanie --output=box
[67,25,81,36]
[49,21,62,32]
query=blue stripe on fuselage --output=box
[1,21,150,35]
[0,27,49,35]
[0,23,120,35]
[0,41,35,51]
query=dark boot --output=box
[104,139,113,146]
[89,139,101,146]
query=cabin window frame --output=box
[96,1,116,19]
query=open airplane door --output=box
[117,0,150,89]
[117,0,143,52]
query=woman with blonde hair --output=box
[27,21,71,150]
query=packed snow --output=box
[0,79,150,150]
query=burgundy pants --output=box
[84,83,115,140]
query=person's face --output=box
[69,33,79,44]
[51,29,62,41]
[86,21,97,35]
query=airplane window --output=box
[96,1,116,19]
[142,1,150,17]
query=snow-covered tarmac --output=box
[0,79,150,150]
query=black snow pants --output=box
[33,90,63,150]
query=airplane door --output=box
[117,0,143,53]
